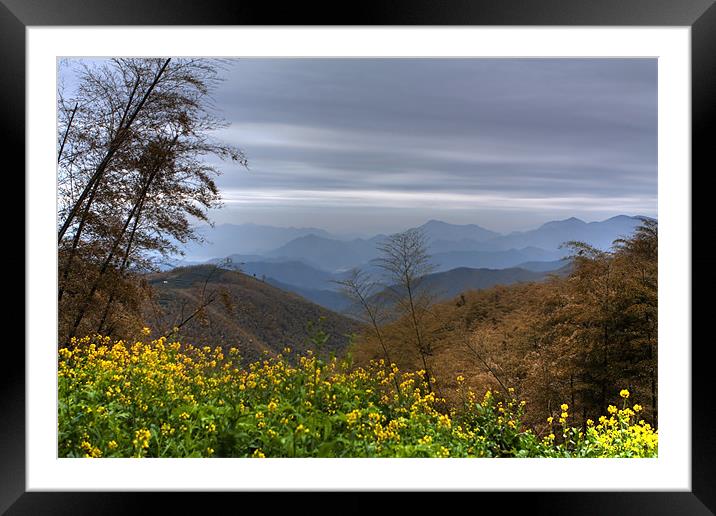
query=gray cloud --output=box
[206,58,657,232]
[63,58,658,233]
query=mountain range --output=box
[414,266,566,301]
[168,215,651,313]
[179,223,336,261]
[479,215,645,252]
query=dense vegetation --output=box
[59,334,656,458]
[351,219,658,431]
[144,265,359,363]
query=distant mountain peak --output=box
[558,216,585,224]
[416,219,500,244]
[421,219,490,229]
[601,214,649,223]
[538,217,586,229]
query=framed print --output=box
[7,0,715,513]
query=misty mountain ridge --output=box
[417,219,500,244]
[384,265,566,303]
[221,259,337,291]
[260,263,567,314]
[161,215,651,315]
[488,215,651,252]
[431,247,563,272]
[266,234,385,272]
[179,223,336,260]
[254,215,647,273]
[177,215,650,281]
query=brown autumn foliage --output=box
[143,265,361,364]
[351,219,658,432]
[57,58,246,345]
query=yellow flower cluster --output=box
[437,414,452,429]
[543,393,657,458]
[80,440,102,458]
[584,399,657,457]
[132,428,151,455]
[58,335,657,459]
[346,409,361,425]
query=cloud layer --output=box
[61,58,657,234]
[208,58,656,233]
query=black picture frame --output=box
[6,0,714,513]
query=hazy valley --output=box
[164,215,646,314]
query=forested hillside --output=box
[144,265,359,362]
[351,220,657,429]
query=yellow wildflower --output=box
[132,428,151,449]
[437,414,452,429]
[346,409,361,425]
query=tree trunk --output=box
[58,175,102,302]
[68,136,174,340]
[58,59,170,242]
[57,102,78,164]
[96,192,147,334]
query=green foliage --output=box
[58,335,657,458]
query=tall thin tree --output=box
[376,228,437,392]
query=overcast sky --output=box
[64,58,658,235]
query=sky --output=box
[64,58,658,236]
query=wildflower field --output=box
[59,335,657,458]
